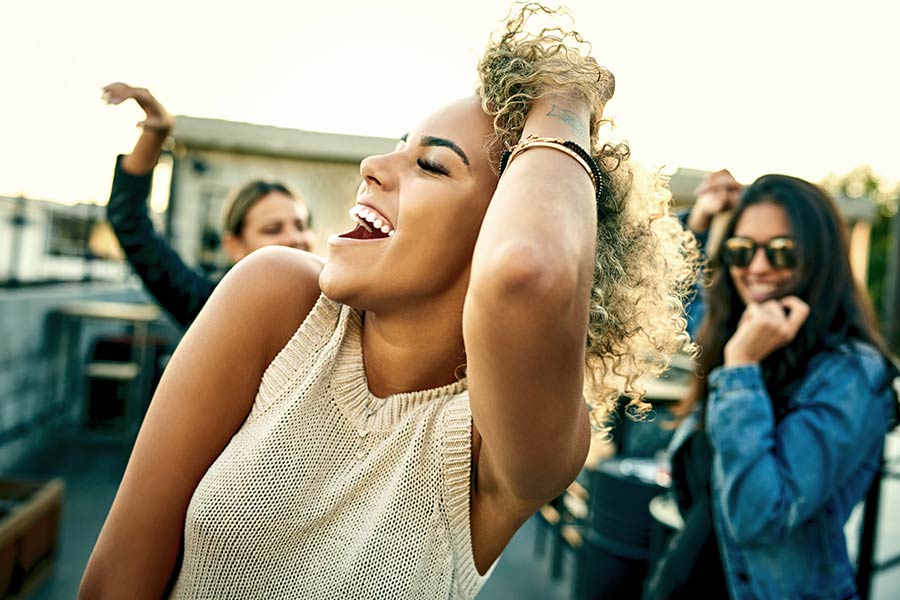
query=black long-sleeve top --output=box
[107,155,216,328]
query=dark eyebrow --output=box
[420,136,470,167]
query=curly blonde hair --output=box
[477,3,699,431]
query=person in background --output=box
[644,174,898,599]
[681,168,743,337]
[684,169,742,240]
[102,83,316,328]
[79,5,697,598]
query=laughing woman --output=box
[644,175,898,600]
[79,5,696,599]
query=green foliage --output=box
[821,166,899,216]
[821,167,900,351]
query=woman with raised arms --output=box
[80,4,696,598]
[102,83,316,328]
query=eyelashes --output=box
[417,158,449,176]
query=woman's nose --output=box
[747,247,772,272]
[359,154,396,191]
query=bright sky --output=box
[3,0,898,205]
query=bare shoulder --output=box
[209,247,324,364]
[78,247,324,597]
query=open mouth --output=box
[338,204,395,241]
[743,280,792,303]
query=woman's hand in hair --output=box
[723,296,810,366]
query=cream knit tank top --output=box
[170,294,491,599]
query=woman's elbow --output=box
[472,241,581,306]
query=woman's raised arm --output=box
[103,83,217,327]
[464,93,595,504]
[102,83,173,174]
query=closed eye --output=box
[417,158,449,176]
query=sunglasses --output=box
[721,236,797,269]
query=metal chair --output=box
[543,458,668,599]
[856,428,900,599]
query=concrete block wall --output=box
[0,282,179,472]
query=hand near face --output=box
[723,296,810,366]
[101,82,173,133]
[687,169,742,233]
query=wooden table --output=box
[51,301,161,440]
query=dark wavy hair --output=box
[684,174,892,416]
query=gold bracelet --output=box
[505,136,597,192]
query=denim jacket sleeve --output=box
[107,155,215,328]
[704,349,891,546]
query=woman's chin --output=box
[318,264,349,303]
[318,262,373,309]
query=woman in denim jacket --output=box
[645,174,898,599]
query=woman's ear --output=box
[222,232,247,263]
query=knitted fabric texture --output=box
[170,294,491,599]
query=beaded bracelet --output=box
[498,135,604,202]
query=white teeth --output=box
[747,282,778,297]
[349,204,396,237]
